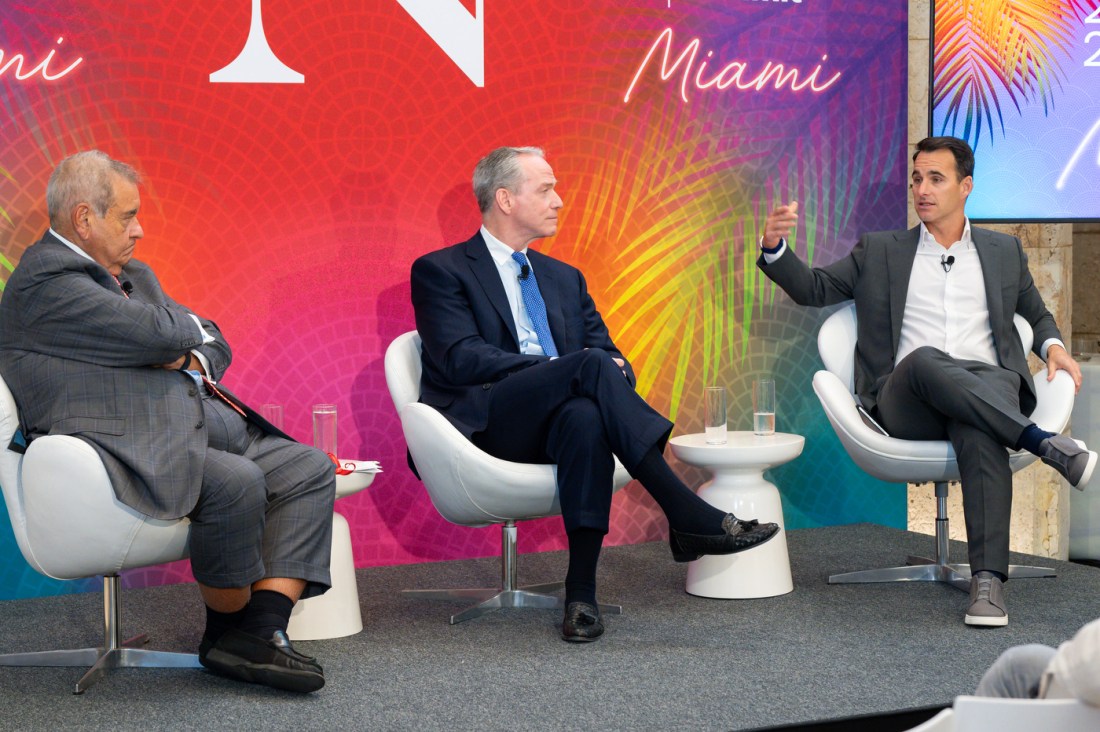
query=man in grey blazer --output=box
[0,151,335,692]
[758,136,1096,627]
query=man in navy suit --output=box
[411,146,779,642]
[758,136,1096,627]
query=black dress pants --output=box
[473,349,673,533]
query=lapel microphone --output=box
[518,264,531,280]
[940,254,954,273]
[121,281,134,295]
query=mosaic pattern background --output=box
[0,0,908,600]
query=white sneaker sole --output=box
[1072,440,1097,491]
[965,612,1008,627]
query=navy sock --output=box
[976,569,1007,583]
[237,590,295,640]
[203,604,247,646]
[1015,424,1054,455]
[565,529,604,607]
[632,448,726,535]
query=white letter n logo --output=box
[396,0,484,87]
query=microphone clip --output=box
[940,254,954,273]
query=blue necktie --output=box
[511,251,559,357]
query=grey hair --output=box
[47,150,141,230]
[472,146,545,213]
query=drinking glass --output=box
[704,386,727,445]
[753,379,776,436]
[261,403,284,430]
[312,403,338,457]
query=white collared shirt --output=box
[481,225,550,356]
[896,221,997,365]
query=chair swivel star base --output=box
[0,575,200,694]
[828,481,1055,593]
[403,521,622,625]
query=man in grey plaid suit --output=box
[0,151,335,693]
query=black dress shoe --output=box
[669,514,780,562]
[561,602,604,643]
[200,629,325,693]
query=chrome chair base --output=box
[0,576,200,694]
[828,482,1056,593]
[405,584,622,625]
[404,521,623,624]
[828,556,1055,592]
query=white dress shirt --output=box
[896,222,997,365]
[481,225,551,356]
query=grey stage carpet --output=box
[1,524,1098,731]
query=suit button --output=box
[188,388,198,397]
[195,420,204,429]
[482,383,492,390]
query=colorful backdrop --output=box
[931,0,1100,221]
[0,0,909,599]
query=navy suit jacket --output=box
[410,231,633,439]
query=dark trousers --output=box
[188,394,337,599]
[472,349,673,533]
[874,346,1032,575]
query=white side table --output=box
[668,432,804,599]
[287,462,377,641]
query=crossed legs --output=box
[473,349,777,639]
[875,346,1029,577]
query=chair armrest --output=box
[1029,369,1075,434]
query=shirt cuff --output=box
[759,237,786,263]
[188,314,216,345]
[1040,338,1066,361]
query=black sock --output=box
[237,590,295,639]
[632,448,726,535]
[1015,424,1054,455]
[203,604,247,646]
[565,529,605,607]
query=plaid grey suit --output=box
[0,232,335,595]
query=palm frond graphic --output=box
[933,0,1093,148]
[557,102,894,420]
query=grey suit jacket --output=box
[0,231,235,519]
[757,225,1060,415]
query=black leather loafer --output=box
[200,629,325,693]
[669,514,780,562]
[561,601,604,643]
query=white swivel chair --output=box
[0,374,199,694]
[812,303,1075,590]
[384,331,631,624]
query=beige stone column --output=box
[905,0,1073,559]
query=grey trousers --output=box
[187,394,336,599]
[975,644,1056,698]
[874,346,1033,576]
